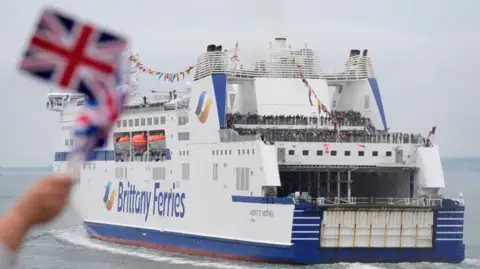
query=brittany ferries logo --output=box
[195,90,213,124]
[103,181,116,211]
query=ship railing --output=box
[194,50,324,81]
[241,131,424,144]
[298,197,443,207]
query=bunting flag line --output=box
[292,55,341,127]
[128,54,194,82]
[19,7,129,162]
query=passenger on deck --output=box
[225,110,369,127]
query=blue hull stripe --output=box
[54,149,171,161]
[84,199,466,264]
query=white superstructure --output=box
[48,38,465,265]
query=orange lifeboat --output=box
[115,135,130,151]
[131,133,147,149]
[148,133,166,150]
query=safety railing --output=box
[296,197,443,207]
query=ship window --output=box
[115,167,124,179]
[221,150,223,155]
[235,167,250,191]
[242,149,245,155]
[212,150,214,155]
[372,151,378,157]
[288,150,294,155]
[178,115,188,125]
[122,120,127,127]
[338,85,343,94]
[128,119,133,127]
[238,149,241,155]
[153,117,159,125]
[141,118,146,126]
[386,151,392,157]
[317,150,323,156]
[247,149,249,155]
[178,132,190,141]
[182,163,190,180]
[252,149,254,155]
[152,167,166,180]
[364,95,370,109]
[135,118,139,126]
[332,100,336,108]
[213,163,218,181]
[147,118,152,126]
[302,150,308,156]
[116,121,121,128]
[216,150,219,155]
[229,150,232,155]
[64,139,68,146]
[331,150,337,156]
[344,150,351,156]
[160,116,166,124]
[358,151,365,156]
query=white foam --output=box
[464,258,480,266]
[51,226,256,269]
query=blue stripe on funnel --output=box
[368,78,387,130]
[212,74,227,128]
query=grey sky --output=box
[0,0,478,166]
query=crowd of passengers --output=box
[236,128,425,144]
[226,110,369,127]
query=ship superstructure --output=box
[47,38,465,264]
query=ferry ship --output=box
[48,37,465,264]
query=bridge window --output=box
[147,117,152,126]
[331,150,337,156]
[213,163,218,181]
[128,119,133,127]
[364,95,370,109]
[344,150,351,156]
[235,167,250,191]
[161,116,166,124]
[372,151,378,157]
[288,150,295,155]
[178,132,190,141]
[182,163,190,180]
[135,119,139,127]
[303,150,308,156]
[317,150,323,156]
[141,118,146,126]
[386,151,392,157]
[153,117,159,125]
[358,151,365,156]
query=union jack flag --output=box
[19,8,127,100]
[19,7,129,160]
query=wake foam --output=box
[50,226,261,269]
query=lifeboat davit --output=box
[115,135,130,151]
[148,133,166,150]
[131,133,147,149]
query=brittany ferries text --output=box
[116,181,186,222]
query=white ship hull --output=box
[50,40,466,264]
